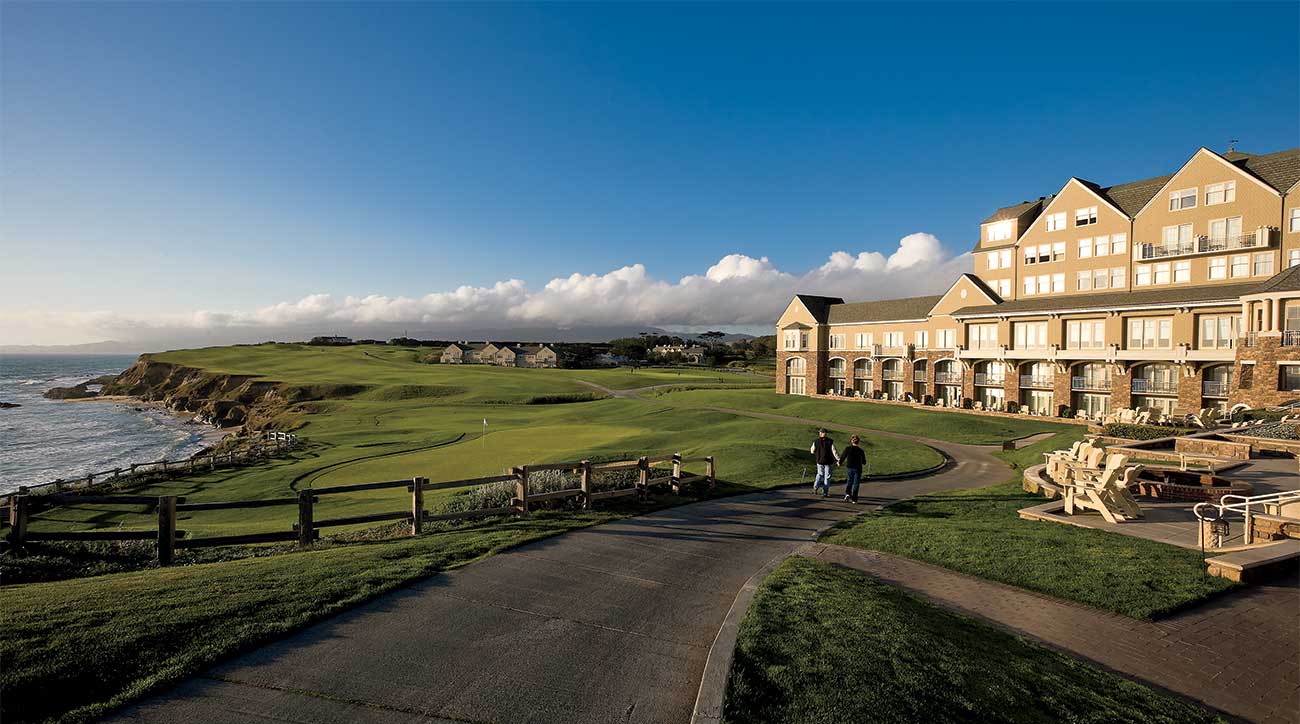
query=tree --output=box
[697,331,727,347]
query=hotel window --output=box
[1128,317,1173,350]
[1024,278,1036,295]
[1051,273,1064,293]
[1283,365,1300,392]
[1075,206,1098,226]
[1066,320,1106,349]
[969,324,999,350]
[1000,249,1011,268]
[988,252,1000,270]
[1199,315,1238,350]
[1076,271,1091,291]
[1136,265,1151,286]
[1290,249,1300,269]
[1290,208,1300,233]
[1037,275,1050,294]
[854,333,871,349]
[1205,181,1236,206]
[829,334,845,350]
[1111,267,1126,288]
[937,328,956,348]
[1162,224,1193,245]
[987,220,1013,242]
[1045,212,1066,232]
[1014,322,1047,350]
[1173,261,1191,283]
[784,331,806,350]
[1209,216,1242,241]
[1168,188,1197,211]
[1154,262,1171,285]
[883,332,904,348]
[1111,233,1127,255]
[996,279,1011,297]
[915,331,929,349]
[1023,245,1037,265]
[1231,254,1250,278]
[1078,238,1093,258]
[1095,235,1111,257]
[1052,242,1066,261]
[1093,268,1108,289]
[1254,252,1274,276]
[1209,257,1227,280]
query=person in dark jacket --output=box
[840,434,868,503]
[809,428,838,496]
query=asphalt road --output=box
[108,436,1004,724]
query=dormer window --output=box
[987,220,1012,242]
[1169,188,1197,211]
[1074,206,1098,226]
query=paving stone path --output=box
[812,543,1300,724]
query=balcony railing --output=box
[1019,375,1054,388]
[913,372,927,382]
[1137,232,1265,261]
[934,372,962,384]
[1071,376,1111,392]
[1285,330,1300,347]
[878,345,909,358]
[882,371,905,381]
[1131,378,1178,394]
[973,373,1005,386]
[1243,333,1258,348]
[1202,380,1230,397]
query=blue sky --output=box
[2,1,1297,345]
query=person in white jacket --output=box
[809,428,839,497]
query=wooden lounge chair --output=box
[1064,453,1141,524]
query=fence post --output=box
[671,453,683,494]
[705,455,715,488]
[297,489,315,547]
[157,495,177,565]
[411,477,425,536]
[579,460,592,510]
[513,466,530,516]
[637,457,648,496]
[8,495,29,550]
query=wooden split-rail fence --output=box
[1,432,301,512]
[5,452,714,564]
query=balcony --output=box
[1019,374,1054,388]
[882,371,905,381]
[1071,376,1111,392]
[875,344,910,358]
[1131,378,1178,394]
[934,372,962,384]
[973,373,1005,386]
[1285,330,1300,347]
[1202,380,1230,397]
[1243,333,1258,348]
[1137,232,1267,261]
[913,372,927,382]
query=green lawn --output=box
[821,433,1236,619]
[653,387,1074,445]
[724,557,1222,724]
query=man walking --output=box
[809,428,838,497]
[840,434,867,503]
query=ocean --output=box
[0,355,220,495]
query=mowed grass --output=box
[653,387,1074,445]
[820,431,1236,619]
[724,557,1223,724]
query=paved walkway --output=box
[812,543,1300,724]
[109,437,1001,724]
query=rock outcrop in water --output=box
[99,356,365,430]
[0,401,20,409]
[43,383,97,400]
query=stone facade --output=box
[1234,335,1300,409]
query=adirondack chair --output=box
[1105,464,1145,520]
[1044,441,1085,483]
[1064,453,1140,524]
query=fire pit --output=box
[1132,467,1253,503]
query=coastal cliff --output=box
[97,357,363,429]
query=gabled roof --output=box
[1223,148,1300,195]
[445,342,473,352]
[952,283,1256,317]
[826,294,944,324]
[1080,174,1173,218]
[794,294,845,324]
[980,198,1046,225]
[1253,264,1300,294]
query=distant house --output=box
[681,346,709,364]
[309,336,353,345]
[652,344,686,356]
[440,342,476,364]
[440,341,559,367]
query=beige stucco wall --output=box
[1012,179,1133,299]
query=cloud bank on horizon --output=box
[5,233,970,346]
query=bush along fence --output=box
[4,452,715,564]
[0,431,301,513]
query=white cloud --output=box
[0,233,971,345]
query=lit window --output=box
[1111,267,1126,288]
[1136,266,1151,286]
[1231,254,1249,278]
[987,220,1013,242]
[1205,181,1236,206]
[1045,212,1066,232]
[1209,257,1227,280]
[1154,263,1171,285]
[1168,188,1197,211]
[1174,261,1190,283]
[1075,206,1098,226]
[1254,252,1274,277]
[1077,271,1091,291]
[1078,238,1093,258]
[1111,234,1127,255]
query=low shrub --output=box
[526,393,603,405]
[1103,423,1194,440]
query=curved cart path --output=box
[108,429,1004,724]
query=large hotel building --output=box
[776,146,1300,416]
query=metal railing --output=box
[1137,232,1264,261]
[1193,489,1300,548]
[934,372,962,384]
[912,371,927,382]
[1019,374,1054,388]
[1131,378,1178,394]
[1071,376,1111,392]
[973,373,1005,386]
[1284,330,1300,347]
[878,345,909,358]
[1202,380,1230,397]
[1243,333,1259,348]
[881,371,905,381]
